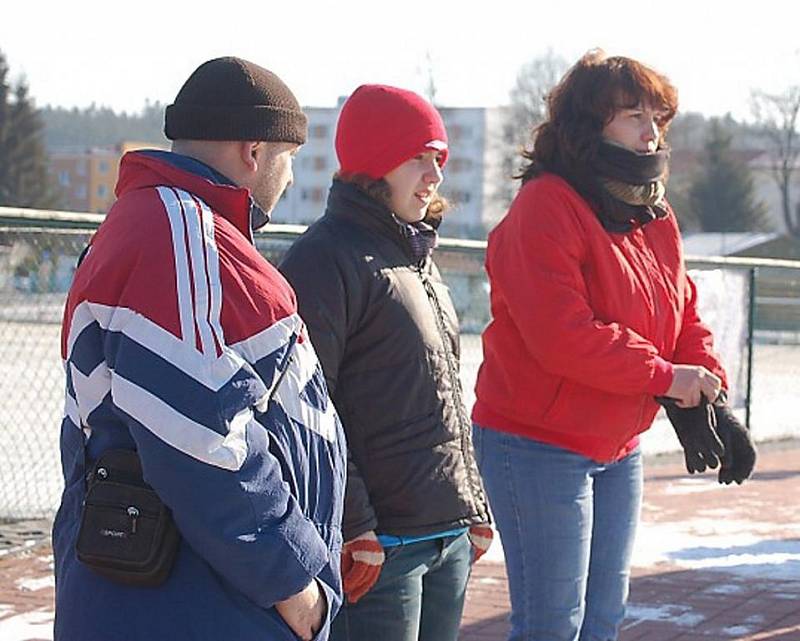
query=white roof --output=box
[681,232,780,256]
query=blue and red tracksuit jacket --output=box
[53,150,346,641]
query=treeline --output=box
[40,101,167,150]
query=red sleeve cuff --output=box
[646,357,674,395]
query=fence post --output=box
[746,267,757,429]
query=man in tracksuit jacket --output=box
[53,57,346,641]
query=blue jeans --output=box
[473,425,643,641]
[330,532,472,641]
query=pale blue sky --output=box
[3,0,798,121]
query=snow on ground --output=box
[0,610,54,639]
[633,520,800,581]
[16,575,54,592]
[621,604,706,630]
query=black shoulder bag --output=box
[76,449,180,587]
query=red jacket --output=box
[472,173,726,462]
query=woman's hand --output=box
[665,365,722,407]
[340,530,385,604]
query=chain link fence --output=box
[1,213,799,519]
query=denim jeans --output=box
[473,424,643,641]
[330,531,472,641]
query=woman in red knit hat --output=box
[472,50,756,641]
[280,84,492,641]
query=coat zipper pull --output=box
[127,506,139,534]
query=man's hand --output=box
[341,530,384,604]
[468,524,494,563]
[665,365,722,408]
[713,402,757,485]
[275,579,326,641]
[658,394,725,474]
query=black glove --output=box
[713,402,757,485]
[657,395,725,474]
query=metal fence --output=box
[1,207,799,519]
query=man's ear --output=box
[239,141,260,172]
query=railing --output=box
[1,207,799,519]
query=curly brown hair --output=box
[335,172,449,226]
[518,49,678,190]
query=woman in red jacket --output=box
[472,50,748,641]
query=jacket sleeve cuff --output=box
[646,357,674,395]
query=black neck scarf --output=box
[590,141,670,233]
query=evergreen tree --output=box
[689,119,769,232]
[0,50,59,208]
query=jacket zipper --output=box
[633,229,662,341]
[418,265,484,515]
[632,230,662,443]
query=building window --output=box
[448,158,473,173]
[311,125,328,139]
[76,161,87,177]
[75,185,87,199]
[300,156,328,171]
[98,161,110,174]
[58,171,70,186]
[97,184,108,198]
[448,125,472,142]
[301,187,325,203]
[448,190,472,204]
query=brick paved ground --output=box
[1,442,798,641]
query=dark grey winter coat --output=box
[280,179,489,541]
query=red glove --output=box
[468,524,494,563]
[341,530,385,604]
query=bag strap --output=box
[256,331,298,412]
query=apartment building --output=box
[48,141,167,214]
[50,147,119,213]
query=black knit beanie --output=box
[164,57,307,144]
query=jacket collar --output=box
[115,150,267,241]
[325,179,427,262]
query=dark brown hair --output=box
[518,49,678,189]
[335,172,449,225]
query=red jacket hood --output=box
[115,151,254,240]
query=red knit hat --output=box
[335,84,448,179]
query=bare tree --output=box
[494,50,569,207]
[751,87,800,237]
[422,50,437,106]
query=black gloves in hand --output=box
[657,395,725,474]
[713,402,757,485]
